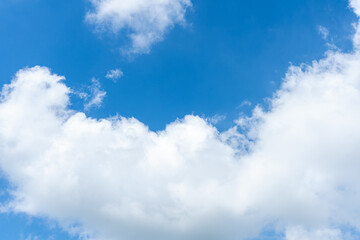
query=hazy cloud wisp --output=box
[105,68,123,82]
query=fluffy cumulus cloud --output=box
[2,1,360,240]
[86,0,192,54]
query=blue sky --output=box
[0,0,356,130]
[1,0,360,239]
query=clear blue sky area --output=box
[0,0,357,239]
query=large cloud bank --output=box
[86,0,192,54]
[2,1,360,240]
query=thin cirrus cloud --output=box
[86,0,192,54]
[1,1,360,240]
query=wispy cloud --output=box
[206,114,226,125]
[318,25,329,40]
[84,78,106,110]
[318,25,338,50]
[105,68,123,82]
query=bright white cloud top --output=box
[86,0,192,54]
[1,0,360,240]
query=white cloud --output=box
[105,68,123,82]
[318,25,338,50]
[2,1,360,240]
[86,0,192,54]
[318,25,329,40]
[84,78,106,110]
[206,114,226,125]
[24,235,39,240]
[285,227,343,240]
[2,52,360,240]
[350,0,360,49]
[351,0,360,16]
